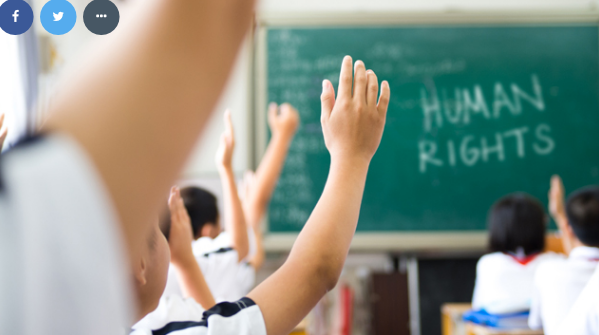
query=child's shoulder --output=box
[477,252,510,264]
[192,232,232,255]
[133,295,205,332]
[534,252,568,275]
[477,251,564,269]
[536,251,566,263]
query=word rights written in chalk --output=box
[418,75,554,173]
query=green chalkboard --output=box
[265,24,599,232]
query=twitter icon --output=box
[41,0,76,35]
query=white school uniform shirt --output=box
[472,252,562,314]
[132,296,266,335]
[528,246,599,335]
[0,135,134,334]
[162,232,255,303]
[556,263,599,335]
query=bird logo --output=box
[53,12,63,21]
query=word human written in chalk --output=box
[418,75,555,173]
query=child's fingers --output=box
[168,187,179,219]
[0,113,4,126]
[224,110,236,145]
[0,128,7,146]
[551,175,563,192]
[365,70,379,108]
[224,109,234,135]
[280,103,292,116]
[337,56,353,100]
[320,80,335,120]
[377,81,391,116]
[352,60,367,106]
[268,102,278,125]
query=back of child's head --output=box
[488,193,546,256]
[566,186,599,247]
[159,186,219,240]
[181,186,219,239]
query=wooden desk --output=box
[545,233,565,255]
[442,304,544,335]
[442,303,473,335]
[466,323,543,335]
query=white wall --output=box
[35,0,599,178]
[259,0,599,12]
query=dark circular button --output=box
[83,0,119,35]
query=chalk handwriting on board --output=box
[421,75,544,132]
[418,123,555,172]
[418,75,554,173]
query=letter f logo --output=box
[12,9,19,22]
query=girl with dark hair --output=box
[472,193,561,314]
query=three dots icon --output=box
[83,0,119,35]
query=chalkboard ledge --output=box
[263,232,487,252]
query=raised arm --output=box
[247,56,390,335]
[43,0,256,265]
[549,175,573,254]
[168,187,216,310]
[0,113,7,151]
[216,111,249,262]
[245,103,299,270]
[245,103,299,226]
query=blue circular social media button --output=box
[40,0,77,35]
[0,0,34,35]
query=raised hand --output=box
[167,187,194,267]
[0,113,8,151]
[268,103,299,139]
[549,175,567,225]
[167,186,216,309]
[215,110,235,171]
[320,56,390,164]
[247,57,390,335]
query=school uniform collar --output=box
[569,246,599,262]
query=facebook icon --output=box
[0,0,34,35]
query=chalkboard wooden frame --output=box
[253,11,599,251]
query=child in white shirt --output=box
[556,264,599,335]
[472,193,559,314]
[529,178,599,335]
[162,105,298,303]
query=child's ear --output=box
[135,257,148,286]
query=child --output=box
[472,193,560,314]
[529,178,599,335]
[133,187,216,331]
[130,56,390,334]
[162,104,298,302]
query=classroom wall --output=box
[34,0,599,178]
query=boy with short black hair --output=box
[161,104,298,303]
[528,176,599,335]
